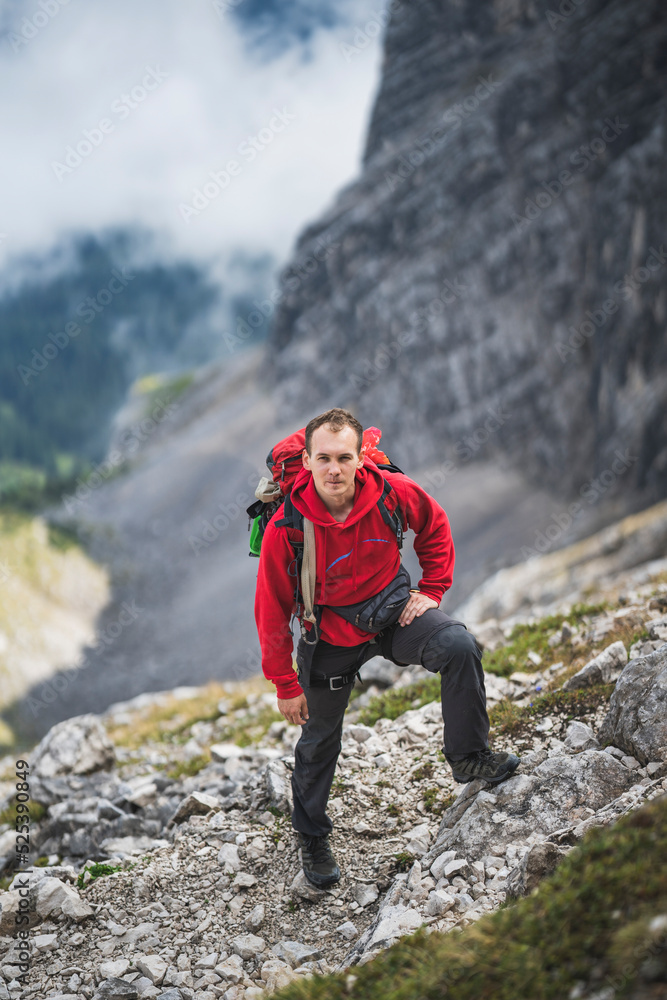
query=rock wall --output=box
[264,0,667,507]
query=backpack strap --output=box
[377,478,404,550]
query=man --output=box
[254,408,519,888]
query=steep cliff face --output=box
[265,0,667,507]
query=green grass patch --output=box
[422,788,455,814]
[482,602,609,678]
[76,862,122,890]
[393,851,416,873]
[488,683,615,739]
[219,704,283,748]
[274,795,667,1000]
[411,763,435,782]
[0,800,47,827]
[358,676,441,727]
[166,752,211,780]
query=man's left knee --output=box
[422,625,480,667]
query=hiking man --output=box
[254,408,519,887]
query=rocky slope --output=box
[265,0,667,509]
[0,559,666,999]
[9,345,609,745]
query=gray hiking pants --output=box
[291,608,489,837]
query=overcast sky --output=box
[0,0,385,285]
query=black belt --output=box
[308,668,361,691]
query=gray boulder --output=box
[505,842,571,898]
[93,979,139,1000]
[424,750,636,861]
[563,641,628,691]
[32,714,115,777]
[599,644,667,765]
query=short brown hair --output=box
[305,408,363,455]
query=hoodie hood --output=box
[289,458,388,602]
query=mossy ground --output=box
[105,677,277,751]
[274,795,667,1000]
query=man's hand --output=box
[398,591,439,626]
[277,693,309,725]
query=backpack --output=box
[245,426,404,557]
[247,426,406,646]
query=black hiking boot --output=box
[297,832,341,888]
[445,747,520,786]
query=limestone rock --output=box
[272,940,322,968]
[99,960,130,979]
[32,713,115,777]
[505,842,571,898]
[34,876,94,922]
[424,750,637,860]
[244,903,266,931]
[563,641,628,691]
[564,721,599,752]
[352,883,379,907]
[429,850,456,880]
[260,958,295,992]
[265,760,290,811]
[0,890,39,936]
[290,871,328,902]
[217,842,241,872]
[232,933,266,960]
[168,790,220,825]
[355,903,424,954]
[135,955,168,985]
[425,889,455,916]
[599,644,667,764]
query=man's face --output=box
[303,424,364,504]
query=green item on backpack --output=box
[249,515,263,557]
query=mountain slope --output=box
[264,0,667,509]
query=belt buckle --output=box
[329,675,344,691]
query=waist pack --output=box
[328,563,412,634]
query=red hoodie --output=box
[254,457,455,698]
